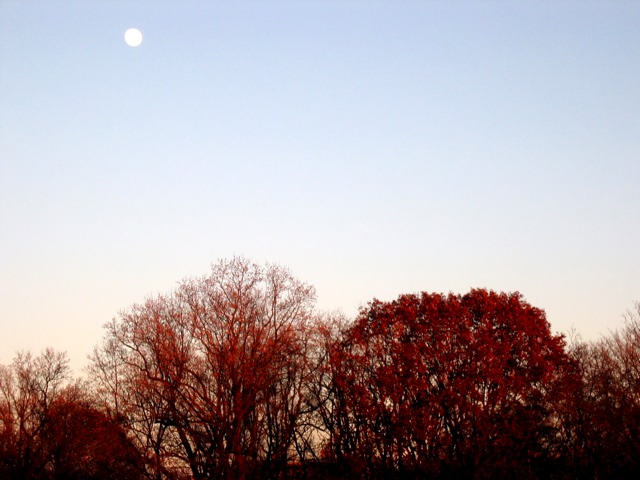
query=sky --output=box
[1,1,639,373]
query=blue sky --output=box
[1,1,639,372]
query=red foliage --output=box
[325,289,572,478]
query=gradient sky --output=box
[1,1,639,373]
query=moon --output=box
[124,28,143,47]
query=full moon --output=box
[124,28,143,47]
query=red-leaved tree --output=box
[324,289,572,479]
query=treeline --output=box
[1,257,638,479]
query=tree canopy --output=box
[1,258,638,479]
[89,257,323,480]
[323,289,573,479]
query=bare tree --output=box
[560,301,640,479]
[0,349,143,479]
[90,257,323,480]
[0,349,71,478]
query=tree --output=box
[0,349,74,479]
[560,302,640,479]
[609,301,640,466]
[324,289,572,479]
[0,349,144,480]
[89,257,323,480]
